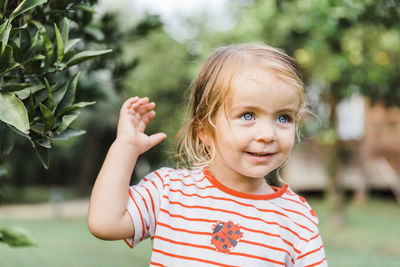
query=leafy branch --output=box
[0,0,111,169]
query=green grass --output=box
[1,217,152,267]
[1,199,400,267]
[310,198,400,267]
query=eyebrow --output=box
[276,108,298,113]
[231,105,298,114]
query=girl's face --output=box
[209,72,300,193]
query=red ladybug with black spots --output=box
[211,220,243,253]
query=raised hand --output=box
[116,96,167,155]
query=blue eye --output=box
[241,113,254,120]
[277,115,290,123]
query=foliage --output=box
[0,226,36,247]
[0,0,114,248]
[221,0,400,226]
[227,0,400,106]
[2,7,164,193]
[0,0,111,169]
[122,30,195,171]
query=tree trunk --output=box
[326,94,346,228]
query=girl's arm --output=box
[87,97,166,240]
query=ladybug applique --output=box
[211,220,243,253]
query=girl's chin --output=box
[239,170,274,180]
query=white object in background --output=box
[336,93,365,140]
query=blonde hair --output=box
[175,43,305,168]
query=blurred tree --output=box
[76,13,164,195]
[224,0,400,226]
[2,7,164,195]
[0,0,112,170]
[122,30,197,177]
[0,0,112,247]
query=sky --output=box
[99,0,241,42]
[133,0,230,18]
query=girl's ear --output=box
[198,126,211,147]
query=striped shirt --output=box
[125,167,327,266]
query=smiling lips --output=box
[246,151,275,162]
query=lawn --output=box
[1,198,400,266]
[310,198,400,267]
[1,217,152,267]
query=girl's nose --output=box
[254,121,276,143]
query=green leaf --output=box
[14,84,45,100]
[9,0,48,21]
[0,227,36,247]
[64,38,80,53]
[57,111,80,133]
[0,122,16,158]
[27,92,36,121]
[36,137,51,148]
[0,62,20,77]
[23,29,41,62]
[10,23,28,36]
[39,103,55,132]
[0,22,11,44]
[74,4,96,13]
[41,30,54,70]
[44,78,54,111]
[57,101,95,117]
[0,21,8,38]
[60,18,69,46]
[31,140,49,169]
[83,27,104,41]
[0,83,29,92]
[54,23,64,68]
[56,72,80,114]
[23,54,45,74]
[20,27,32,53]
[63,49,77,65]
[52,128,85,140]
[0,42,13,69]
[7,40,22,63]
[65,49,112,67]
[0,92,29,134]
[30,20,43,30]
[52,81,68,109]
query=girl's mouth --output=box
[246,152,275,162]
[247,152,273,156]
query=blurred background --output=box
[1,0,399,266]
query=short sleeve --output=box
[294,232,328,267]
[124,168,168,248]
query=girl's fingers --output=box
[127,97,152,113]
[135,97,149,108]
[142,110,156,124]
[122,96,147,111]
[136,102,155,115]
[132,103,155,121]
[136,110,156,132]
[121,97,158,132]
[148,132,167,148]
[123,96,139,110]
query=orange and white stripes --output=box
[124,167,327,266]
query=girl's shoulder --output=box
[148,166,205,182]
[274,186,320,227]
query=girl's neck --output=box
[208,166,274,195]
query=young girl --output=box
[88,43,327,266]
